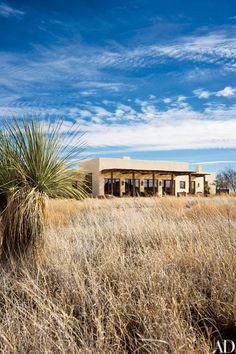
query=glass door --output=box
[162,180,173,195]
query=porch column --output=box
[119,179,122,197]
[188,174,191,194]
[132,172,135,197]
[171,174,175,195]
[152,172,155,195]
[159,179,162,196]
[111,171,114,196]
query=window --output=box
[162,180,172,195]
[144,179,158,194]
[179,181,186,189]
[104,178,120,196]
[125,179,140,194]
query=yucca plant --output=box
[0,118,87,264]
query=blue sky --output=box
[0,0,236,172]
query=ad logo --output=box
[213,340,235,354]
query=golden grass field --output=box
[0,196,236,353]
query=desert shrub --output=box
[0,119,86,264]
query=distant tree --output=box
[216,168,236,194]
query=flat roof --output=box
[84,157,189,164]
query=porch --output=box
[101,168,209,197]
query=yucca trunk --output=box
[1,188,46,263]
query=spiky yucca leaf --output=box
[0,119,87,198]
[0,118,87,263]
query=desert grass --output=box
[0,196,236,353]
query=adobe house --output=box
[80,157,216,197]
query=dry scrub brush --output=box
[0,196,236,353]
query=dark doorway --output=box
[190,181,196,194]
[104,178,120,196]
[125,179,140,196]
[144,179,158,195]
[162,180,174,195]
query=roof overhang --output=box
[101,168,210,176]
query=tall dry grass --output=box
[0,196,236,353]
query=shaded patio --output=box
[102,168,210,197]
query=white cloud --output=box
[177,95,186,102]
[2,101,235,152]
[0,2,25,18]
[216,86,235,97]
[193,89,211,99]
[78,81,131,92]
[79,103,236,151]
[193,86,236,99]
[85,118,236,151]
[163,98,172,104]
[80,90,96,96]
[192,160,236,165]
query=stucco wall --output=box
[80,158,216,197]
[80,159,100,196]
[205,173,216,195]
[99,157,189,172]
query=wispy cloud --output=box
[0,26,236,155]
[1,31,236,93]
[85,120,236,151]
[177,95,186,102]
[0,48,134,109]
[75,112,236,152]
[193,86,236,99]
[0,2,25,18]
[1,100,236,152]
[90,32,236,71]
[78,81,133,92]
[193,89,211,99]
[192,160,236,165]
[0,29,236,114]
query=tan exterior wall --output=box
[80,158,216,197]
[80,159,101,196]
[205,173,216,195]
[81,157,189,172]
